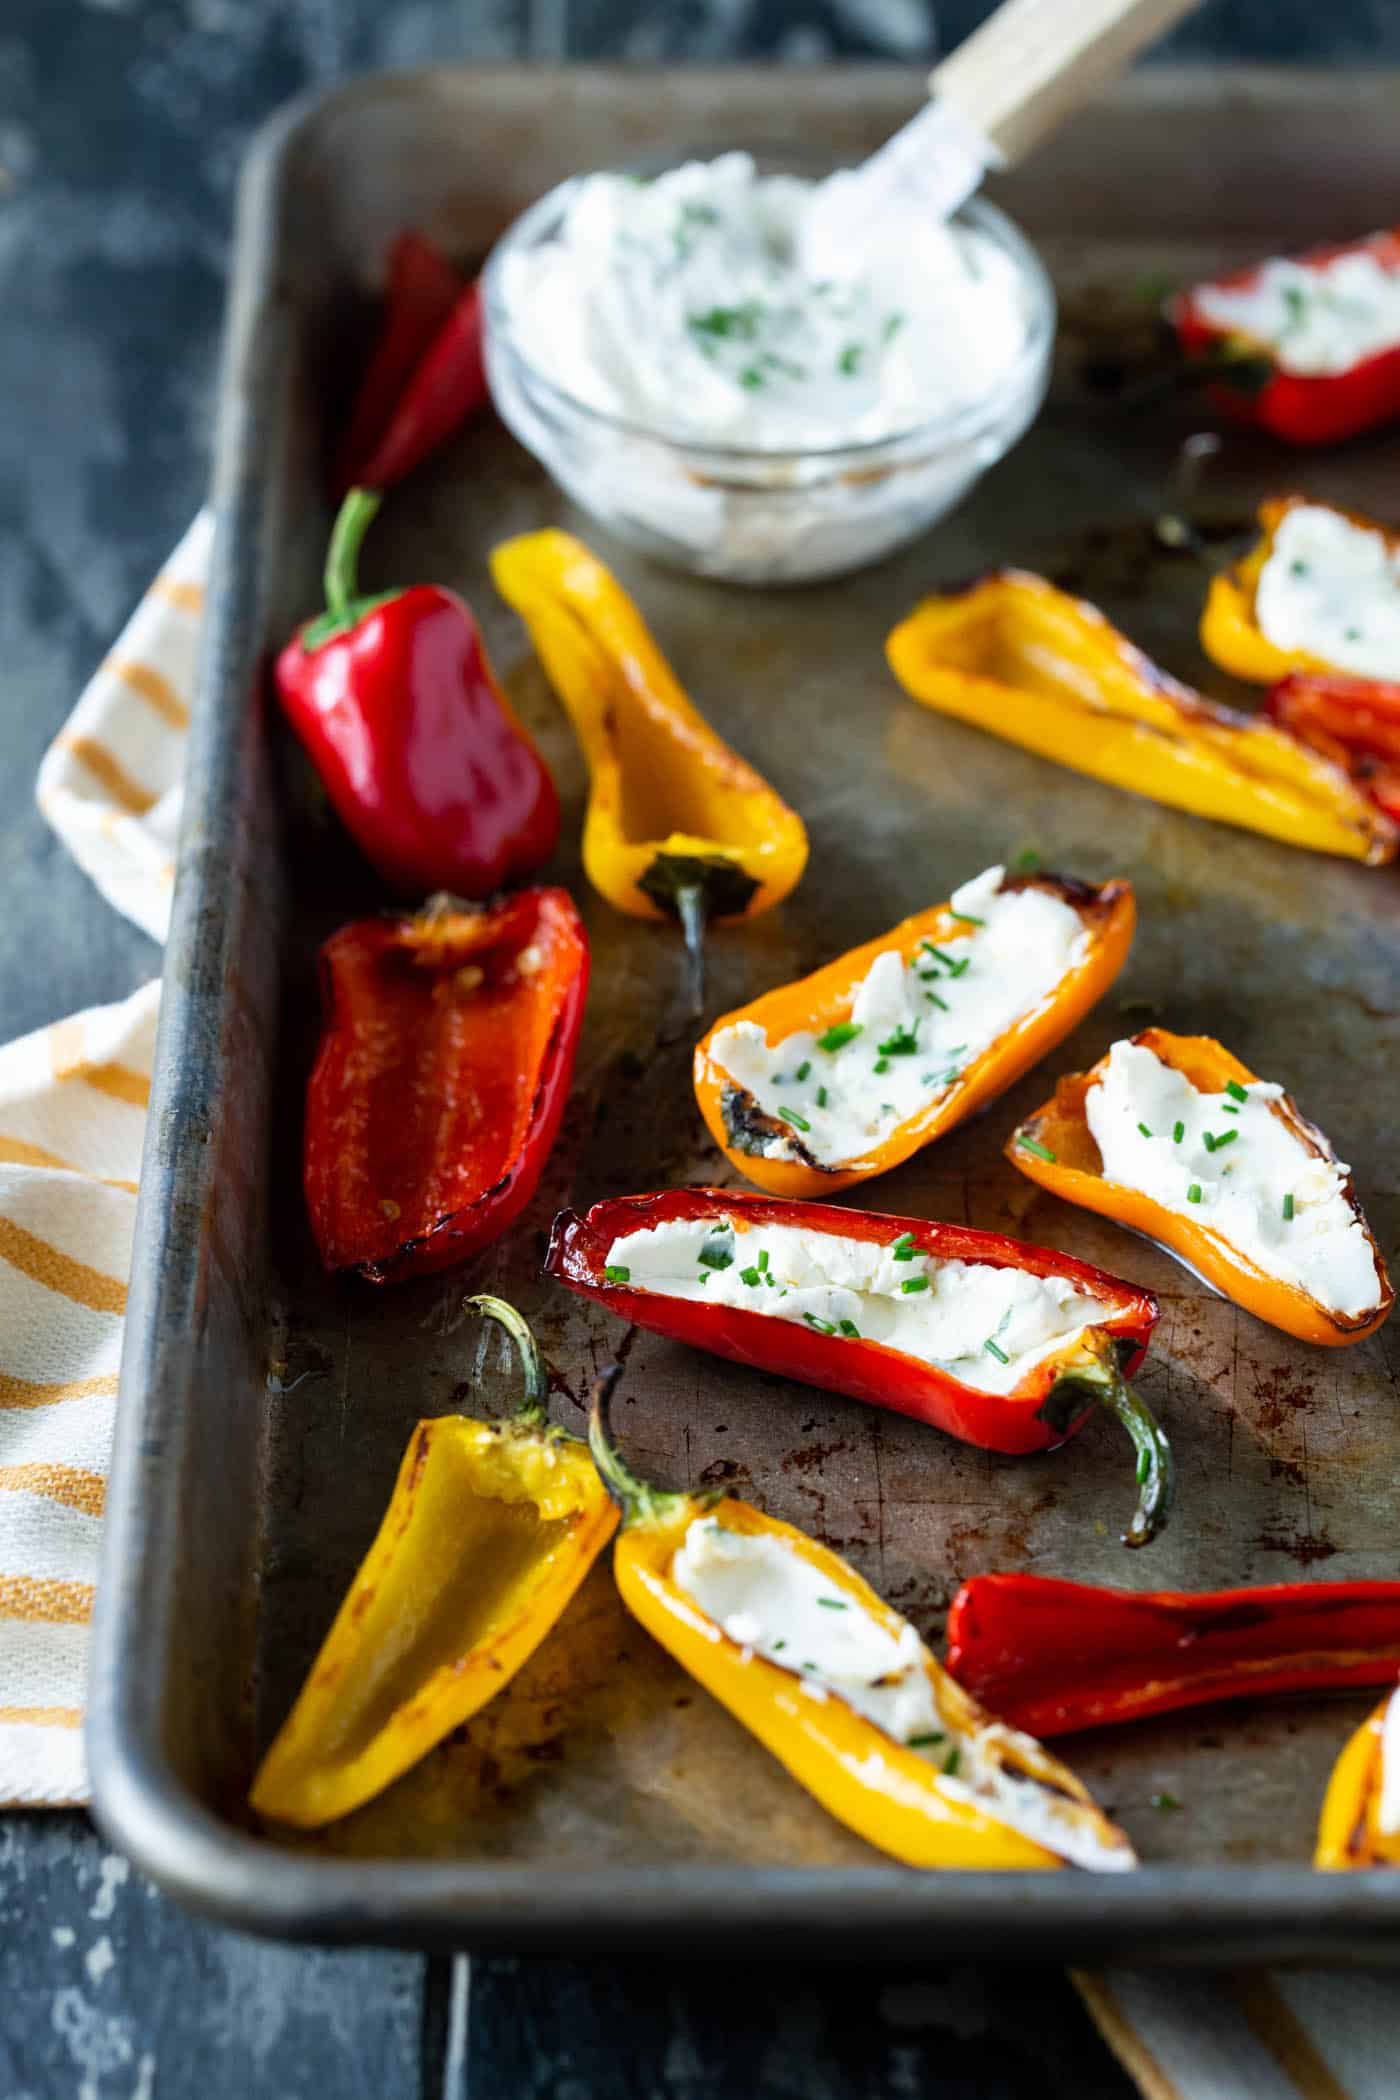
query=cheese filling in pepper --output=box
[601,1214,1110,1396]
[705,866,1089,1169]
[1193,249,1400,377]
[671,1516,1133,1871]
[1254,504,1400,681]
[1085,1039,1382,1319]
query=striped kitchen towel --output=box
[19,520,1400,2097]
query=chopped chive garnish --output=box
[1202,1132,1216,1153]
[983,1337,1010,1364]
[877,1023,919,1057]
[890,1232,917,1260]
[1283,1192,1295,1221]
[757,1249,769,1271]
[740,1266,762,1288]
[771,1639,786,1652]
[1221,1103,1239,1116]
[930,947,969,976]
[1137,1122,1153,1139]
[816,1086,828,1108]
[1173,1121,1185,1144]
[837,342,863,376]
[1212,1128,1238,1151]
[1013,848,1041,872]
[900,1275,930,1294]
[1187,1183,1203,1204]
[873,1057,890,1074]
[943,1746,962,1776]
[699,1235,734,1271]
[906,1731,944,1748]
[817,1597,849,1610]
[925,989,949,1011]
[951,911,985,926]
[817,1022,862,1053]
[803,1313,836,1334]
[1225,1079,1248,1102]
[778,1105,811,1132]
[1151,1791,1181,1813]
[838,1319,860,1338]
[795,1060,811,1082]
[603,1265,630,1284]
[1017,1136,1056,1164]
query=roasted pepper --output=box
[306,890,589,1283]
[335,231,474,494]
[250,1298,618,1829]
[946,1574,1400,1739]
[1201,497,1400,687]
[491,529,808,1011]
[586,1370,1135,1871]
[886,569,1395,866]
[549,1188,1171,1545]
[694,866,1133,1200]
[1316,1687,1400,1870]
[1171,233,1400,447]
[277,490,558,898]
[1006,1027,1393,1347]
[1268,672,1400,826]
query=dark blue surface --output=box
[1,0,1392,2089]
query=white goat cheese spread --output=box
[1084,1039,1380,1319]
[1193,245,1400,377]
[601,1214,1109,1397]
[671,1516,1132,1870]
[704,867,1089,1171]
[1254,504,1400,680]
[497,152,1029,452]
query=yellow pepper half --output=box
[587,1372,1135,1873]
[1316,1689,1400,1869]
[1201,496,1399,685]
[491,529,809,1009]
[249,1298,618,1829]
[886,568,1395,866]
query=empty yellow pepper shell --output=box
[1316,1689,1400,1869]
[1201,496,1399,685]
[491,529,808,1009]
[249,1297,618,1829]
[587,1371,1135,1873]
[887,568,1394,866]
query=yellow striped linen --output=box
[35,510,211,943]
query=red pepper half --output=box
[276,489,559,898]
[1267,673,1400,827]
[336,232,466,493]
[306,890,589,1283]
[1171,231,1400,445]
[546,1188,1171,1545]
[946,1573,1400,1738]
[345,281,487,495]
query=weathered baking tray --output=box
[89,64,1400,1960]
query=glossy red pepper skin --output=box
[546,1189,1156,1456]
[1268,673,1400,825]
[1171,231,1400,445]
[946,1574,1400,1738]
[275,490,558,898]
[336,232,465,494]
[306,890,589,1284]
[347,281,487,493]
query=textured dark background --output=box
[1,2,1395,2094]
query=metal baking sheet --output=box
[89,63,1400,1959]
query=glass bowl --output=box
[481,159,1056,586]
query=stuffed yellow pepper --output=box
[694,863,1133,1199]
[1006,1028,1392,1348]
[1203,496,1400,687]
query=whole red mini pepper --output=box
[335,232,467,493]
[1171,230,1400,446]
[344,281,487,495]
[307,890,589,1283]
[945,1573,1400,1738]
[275,488,559,898]
[546,1188,1171,1545]
[1267,673,1400,827]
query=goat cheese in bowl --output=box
[483,152,1053,583]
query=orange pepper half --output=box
[1005,1028,1393,1348]
[693,869,1134,1199]
[1202,496,1400,685]
[1316,1689,1400,1869]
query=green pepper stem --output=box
[636,852,760,1023]
[323,487,382,619]
[465,1294,551,1427]
[1046,1336,1174,1549]
[674,883,706,1019]
[587,1367,691,1528]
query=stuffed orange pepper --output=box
[694,864,1133,1199]
[1316,1685,1400,1869]
[1006,1028,1392,1348]
[1202,496,1400,687]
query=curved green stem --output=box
[1043,1337,1174,1549]
[464,1294,550,1427]
[587,1366,691,1528]
[301,488,400,650]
